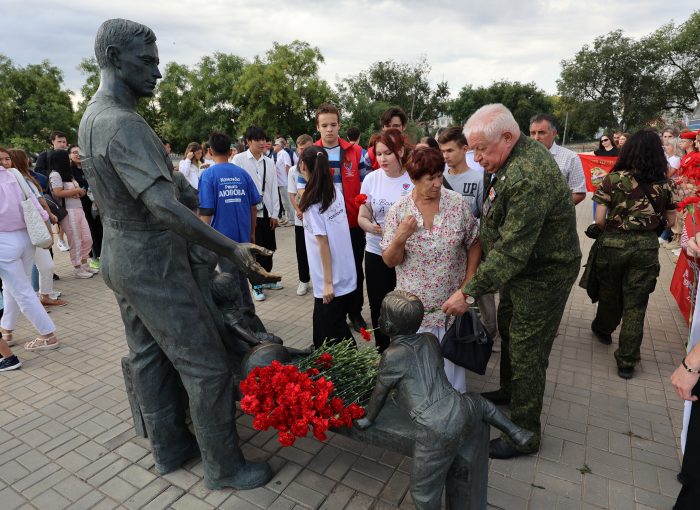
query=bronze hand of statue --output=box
[229,243,282,285]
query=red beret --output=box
[680,130,698,140]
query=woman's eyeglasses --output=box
[601,138,610,143]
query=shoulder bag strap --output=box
[639,183,664,220]
[260,159,267,194]
[9,168,32,200]
[442,175,454,191]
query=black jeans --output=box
[313,293,354,348]
[364,251,396,352]
[253,217,276,273]
[348,226,366,316]
[294,226,310,283]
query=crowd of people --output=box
[3,93,700,506]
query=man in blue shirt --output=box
[199,132,261,309]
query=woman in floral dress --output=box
[382,146,481,392]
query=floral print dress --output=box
[381,188,480,328]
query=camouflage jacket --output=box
[463,135,581,298]
[592,171,673,234]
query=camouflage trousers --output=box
[497,266,578,450]
[591,236,660,370]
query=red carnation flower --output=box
[278,430,296,447]
[354,194,368,207]
[348,403,365,419]
[359,327,371,341]
[315,353,333,369]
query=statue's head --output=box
[379,291,424,337]
[210,273,240,306]
[95,18,161,98]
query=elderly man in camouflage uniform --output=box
[442,104,581,459]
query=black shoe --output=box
[591,324,612,344]
[0,355,22,372]
[348,313,368,333]
[53,273,60,281]
[617,367,634,379]
[481,389,511,405]
[489,438,535,459]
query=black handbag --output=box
[43,193,68,222]
[440,308,493,375]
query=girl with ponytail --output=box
[299,147,357,348]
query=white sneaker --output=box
[263,282,284,290]
[49,291,62,299]
[252,286,265,301]
[296,281,309,296]
[74,269,94,279]
[57,240,70,252]
[81,264,99,274]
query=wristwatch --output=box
[461,291,475,305]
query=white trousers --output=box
[0,230,55,335]
[418,325,467,393]
[278,185,295,219]
[34,247,54,295]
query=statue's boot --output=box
[197,420,274,490]
[142,401,201,475]
[479,396,535,449]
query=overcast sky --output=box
[4,1,698,102]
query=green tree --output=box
[0,54,75,151]
[76,57,100,119]
[644,10,700,114]
[449,80,553,133]
[557,30,670,134]
[232,41,335,139]
[337,56,450,140]
[157,52,247,151]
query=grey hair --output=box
[95,19,157,68]
[463,103,520,142]
[664,137,684,158]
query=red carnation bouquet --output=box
[239,339,379,447]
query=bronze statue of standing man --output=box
[78,18,277,490]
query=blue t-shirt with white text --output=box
[198,162,261,243]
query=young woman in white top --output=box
[49,150,95,279]
[0,147,61,366]
[358,129,413,351]
[8,149,66,306]
[298,146,357,348]
[178,142,206,190]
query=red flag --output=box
[578,155,617,192]
[670,250,696,323]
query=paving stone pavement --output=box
[1,197,688,509]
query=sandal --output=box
[24,334,60,352]
[1,330,19,347]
